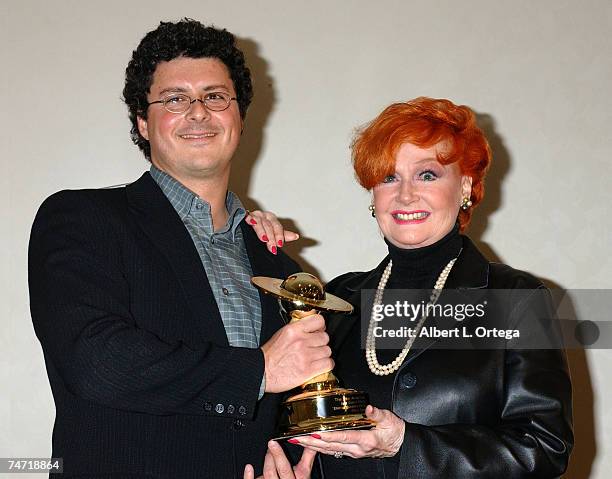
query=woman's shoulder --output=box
[460,236,546,290]
[325,265,382,297]
[486,261,546,290]
[325,270,369,294]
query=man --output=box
[29,19,332,477]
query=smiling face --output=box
[373,142,472,249]
[137,57,242,186]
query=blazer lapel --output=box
[240,222,287,344]
[126,173,227,344]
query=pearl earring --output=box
[461,197,473,210]
[368,204,376,217]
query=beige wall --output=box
[2,1,611,477]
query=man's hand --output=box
[261,314,333,393]
[243,441,316,479]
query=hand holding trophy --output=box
[252,272,374,439]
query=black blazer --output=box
[28,172,300,478]
[320,237,573,478]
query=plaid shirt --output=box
[149,166,263,348]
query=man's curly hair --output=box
[123,18,253,160]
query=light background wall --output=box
[2,1,610,477]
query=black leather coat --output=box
[320,236,573,478]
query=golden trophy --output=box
[252,272,375,439]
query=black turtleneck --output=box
[330,224,463,478]
[376,223,462,370]
[385,222,462,290]
[335,222,463,405]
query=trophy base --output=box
[274,388,375,440]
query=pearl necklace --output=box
[365,256,458,376]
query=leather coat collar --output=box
[327,236,491,364]
[343,235,490,293]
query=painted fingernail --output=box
[310,433,322,439]
[249,219,257,225]
[287,438,300,444]
[262,235,269,242]
[278,240,283,247]
[271,246,277,255]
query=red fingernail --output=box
[278,240,283,247]
[310,433,322,439]
[271,246,277,255]
[249,219,257,225]
[261,235,269,242]
[287,438,300,444]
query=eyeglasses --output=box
[147,92,238,114]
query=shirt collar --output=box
[149,165,246,240]
[222,190,247,239]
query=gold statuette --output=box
[252,272,375,439]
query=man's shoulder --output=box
[276,248,302,276]
[36,173,152,220]
[238,220,302,276]
[31,176,155,242]
[43,184,126,203]
[36,185,128,223]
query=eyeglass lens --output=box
[163,93,232,113]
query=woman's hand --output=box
[246,210,299,255]
[292,405,405,459]
[243,440,316,479]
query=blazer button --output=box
[204,402,213,412]
[238,406,247,415]
[233,419,245,430]
[215,403,225,414]
[400,372,417,389]
[227,404,235,414]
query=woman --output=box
[246,97,572,479]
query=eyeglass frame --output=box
[147,92,238,114]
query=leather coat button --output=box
[215,403,225,414]
[400,372,417,389]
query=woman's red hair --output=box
[352,97,491,231]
